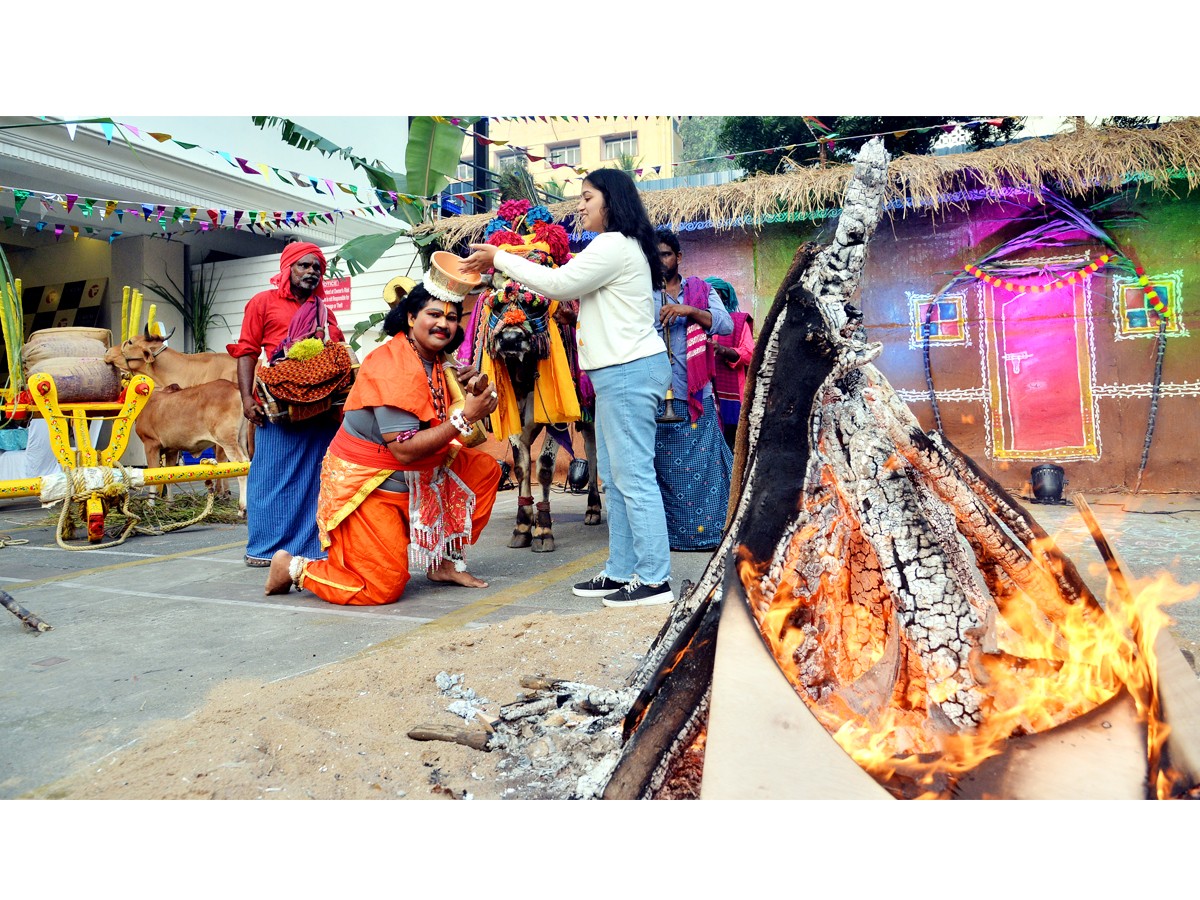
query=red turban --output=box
[270,241,328,300]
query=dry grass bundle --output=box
[45,485,245,539]
[418,118,1200,246]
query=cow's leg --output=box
[141,438,167,502]
[211,444,230,499]
[531,433,556,553]
[508,430,534,549]
[579,420,602,526]
[217,434,249,518]
[161,449,181,502]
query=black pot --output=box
[1031,464,1066,501]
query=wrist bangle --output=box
[449,409,474,437]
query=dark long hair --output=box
[382,283,465,354]
[582,168,664,290]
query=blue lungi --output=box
[244,416,340,563]
[654,393,733,551]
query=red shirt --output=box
[226,288,345,360]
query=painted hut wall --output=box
[674,191,1200,494]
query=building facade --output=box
[457,117,684,199]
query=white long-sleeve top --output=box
[492,232,664,371]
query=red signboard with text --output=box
[324,277,352,311]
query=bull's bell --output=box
[657,387,686,424]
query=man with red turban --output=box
[228,241,347,567]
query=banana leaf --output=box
[405,117,477,201]
[330,231,409,277]
[0,244,24,394]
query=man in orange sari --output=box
[264,282,500,605]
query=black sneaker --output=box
[602,577,673,608]
[573,573,629,597]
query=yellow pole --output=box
[147,303,157,337]
[121,285,130,342]
[139,461,250,485]
[129,289,143,341]
[0,475,43,500]
[0,461,250,500]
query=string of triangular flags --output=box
[0,181,471,241]
[444,116,1011,177]
[20,118,482,208]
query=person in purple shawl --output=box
[651,229,733,551]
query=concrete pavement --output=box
[2,486,1198,799]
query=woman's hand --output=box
[708,339,735,364]
[461,244,499,275]
[463,382,500,423]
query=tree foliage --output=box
[717,116,1023,175]
[677,116,734,176]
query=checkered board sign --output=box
[21,278,108,338]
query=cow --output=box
[104,327,254,459]
[134,379,250,515]
[103,327,238,387]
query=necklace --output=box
[410,338,446,420]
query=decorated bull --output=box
[454,201,601,552]
[104,327,238,387]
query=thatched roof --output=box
[417,117,1200,247]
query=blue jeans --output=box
[588,351,672,585]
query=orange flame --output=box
[741,529,1198,798]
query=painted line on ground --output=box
[359,547,610,656]
[3,541,248,591]
[38,581,436,621]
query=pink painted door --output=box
[984,282,1098,461]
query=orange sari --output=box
[297,336,500,606]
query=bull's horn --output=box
[143,323,175,341]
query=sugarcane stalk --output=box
[1,590,52,632]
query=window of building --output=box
[602,134,638,160]
[456,160,473,182]
[548,143,581,166]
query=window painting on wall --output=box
[1112,270,1186,339]
[908,291,969,348]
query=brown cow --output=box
[135,380,250,515]
[104,328,238,387]
[105,328,254,457]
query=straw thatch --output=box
[418,118,1200,247]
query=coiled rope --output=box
[54,463,215,550]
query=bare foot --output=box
[265,550,294,595]
[426,558,488,588]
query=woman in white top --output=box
[462,169,673,608]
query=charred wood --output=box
[603,596,721,799]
